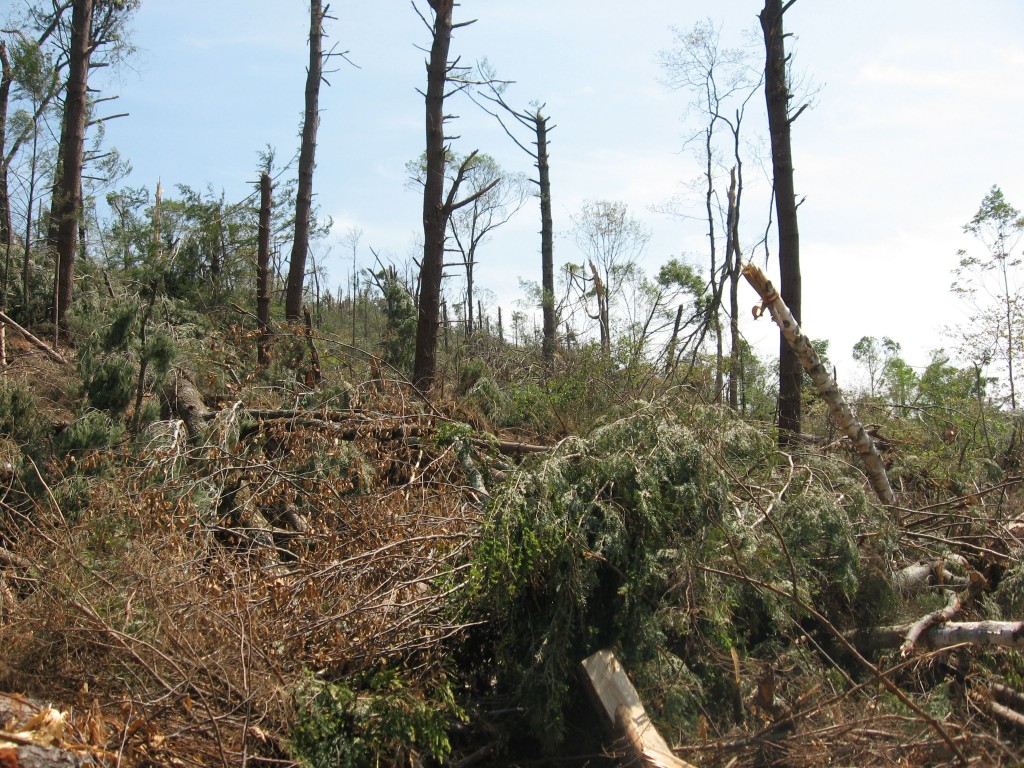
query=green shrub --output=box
[465,399,890,749]
[0,381,47,446]
[84,355,136,414]
[291,669,460,768]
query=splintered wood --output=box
[581,650,697,768]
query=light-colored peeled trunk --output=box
[742,263,896,508]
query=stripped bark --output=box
[581,650,696,768]
[893,557,971,594]
[902,589,961,656]
[855,620,1024,653]
[741,263,896,507]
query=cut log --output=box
[581,650,696,768]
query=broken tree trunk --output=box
[741,263,896,508]
[161,370,210,439]
[854,620,1024,654]
[581,650,696,768]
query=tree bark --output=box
[50,0,94,333]
[536,111,557,364]
[0,41,12,251]
[855,620,1024,653]
[413,0,455,390]
[760,0,802,443]
[742,263,896,507]
[285,0,324,321]
[257,171,272,366]
[161,370,210,440]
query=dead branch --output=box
[0,311,70,367]
[902,589,961,655]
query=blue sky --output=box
[94,0,1024,384]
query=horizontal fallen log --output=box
[976,692,1024,732]
[855,620,1024,653]
[893,558,970,594]
[581,649,696,768]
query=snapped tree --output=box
[412,0,497,390]
[475,70,559,364]
[568,199,650,356]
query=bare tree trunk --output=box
[302,306,321,387]
[413,0,455,390]
[285,0,325,321]
[726,167,741,409]
[537,112,557,363]
[257,171,272,366]
[588,260,610,355]
[21,113,40,315]
[760,0,802,443]
[50,0,94,334]
[0,41,12,252]
[465,258,475,338]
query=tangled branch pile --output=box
[0,376,481,766]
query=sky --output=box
[86,0,1024,387]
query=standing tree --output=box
[285,0,330,321]
[49,0,93,333]
[660,20,762,407]
[852,335,902,398]
[1,6,66,259]
[475,71,559,363]
[257,171,272,366]
[568,199,650,355]
[450,154,528,337]
[760,0,805,442]
[45,0,137,332]
[412,0,496,390]
[952,185,1024,410]
[424,152,529,338]
[0,41,12,252]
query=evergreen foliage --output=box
[468,399,892,748]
